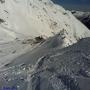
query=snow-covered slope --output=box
[0,0,90,66]
[0,0,90,45]
[1,38,90,90]
[72,10,90,29]
[0,0,90,89]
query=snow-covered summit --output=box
[0,0,90,46]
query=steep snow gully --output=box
[0,0,90,90]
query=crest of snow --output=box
[0,0,90,46]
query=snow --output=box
[71,10,90,29]
[71,10,90,18]
[0,39,39,68]
[0,0,90,66]
[0,0,90,41]
[0,38,90,90]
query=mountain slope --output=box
[72,10,90,29]
[1,38,90,90]
[0,0,90,90]
[0,0,90,67]
[0,0,90,46]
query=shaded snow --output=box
[0,0,90,67]
[0,38,90,90]
[71,10,90,29]
[0,0,90,90]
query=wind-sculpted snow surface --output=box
[0,0,90,89]
[0,0,90,45]
[0,38,90,90]
[0,0,90,66]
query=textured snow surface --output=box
[0,0,90,89]
[0,0,90,43]
[0,0,90,66]
[0,38,90,90]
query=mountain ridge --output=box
[0,0,90,45]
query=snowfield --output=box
[0,0,90,42]
[0,0,90,66]
[0,0,90,90]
